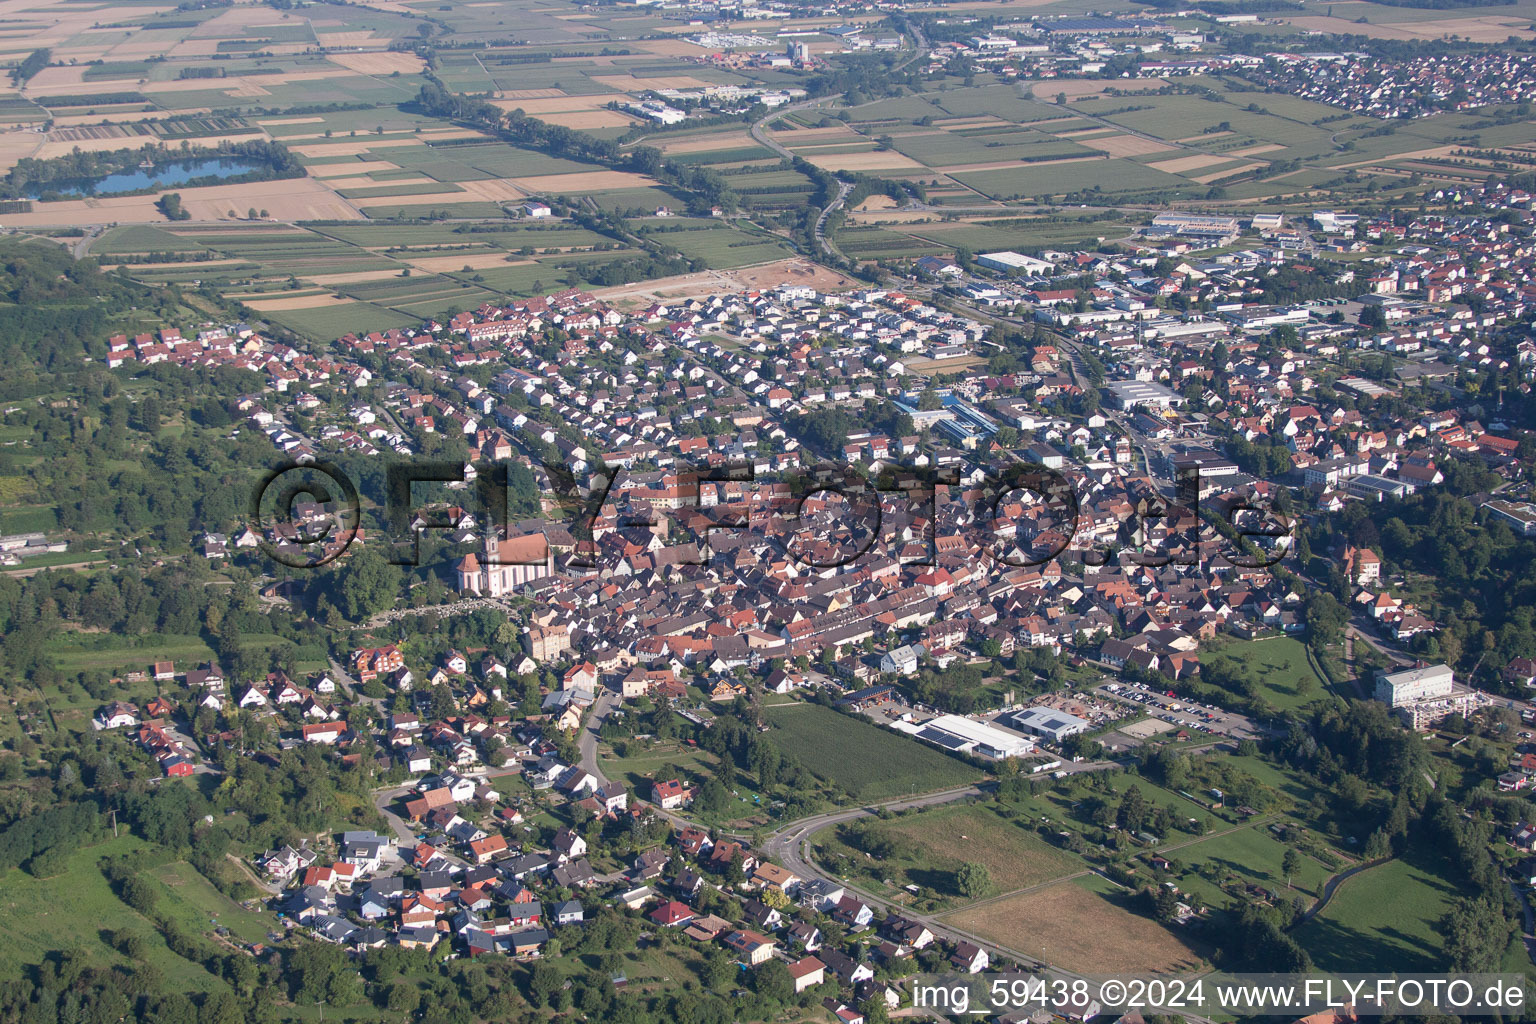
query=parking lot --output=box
[1095,681,1261,741]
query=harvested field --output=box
[32,132,271,164]
[451,179,529,202]
[636,39,710,56]
[1193,162,1260,183]
[943,877,1205,974]
[803,151,925,172]
[328,51,425,75]
[1148,153,1233,174]
[492,95,627,114]
[658,131,756,154]
[1230,143,1286,157]
[237,293,355,311]
[178,178,362,221]
[407,252,525,272]
[140,69,355,95]
[291,139,425,158]
[1078,134,1175,157]
[936,116,1008,129]
[853,194,897,212]
[543,109,636,129]
[515,170,656,191]
[349,190,474,208]
[1336,145,1458,170]
[309,161,406,178]
[0,181,356,229]
[1282,14,1535,42]
[1032,78,1167,101]
[303,270,404,285]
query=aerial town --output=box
[5,0,1536,1020]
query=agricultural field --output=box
[91,215,788,341]
[943,873,1208,974]
[763,703,982,802]
[45,630,218,675]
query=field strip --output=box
[1193,161,1262,184]
[1079,134,1176,157]
[941,154,1109,173]
[304,270,406,285]
[1148,153,1234,174]
[240,293,358,311]
[1229,143,1286,157]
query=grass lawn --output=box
[0,834,230,991]
[818,801,1082,907]
[151,860,273,944]
[1200,635,1338,713]
[763,703,982,802]
[1165,822,1331,901]
[1295,852,1467,972]
[46,630,218,674]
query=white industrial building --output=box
[977,251,1055,275]
[1374,664,1453,707]
[897,715,1036,760]
[1104,380,1180,411]
[1007,707,1091,743]
[1149,212,1240,240]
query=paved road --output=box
[578,688,619,788]
[815,180,853,261]
[750,97,831,160]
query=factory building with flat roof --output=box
[1007,707,1091,743]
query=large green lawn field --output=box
[1165,822,1332,901]
[1295,853,1467,972]
[1200,635,1340,713]
[763,703,982,802]
[0,835,234,991]
[816,800,1083,907]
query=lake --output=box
[26,158,262,198]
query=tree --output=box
[329,545,402,620]
[954,861,990,899]
[528,961,561,1007]
[726,849,746,885]
[700,948,734,988]
[1281,847,1300,887]
[156,193,188,220]
[754,960,793,1003]
[1440,896,1513,972]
